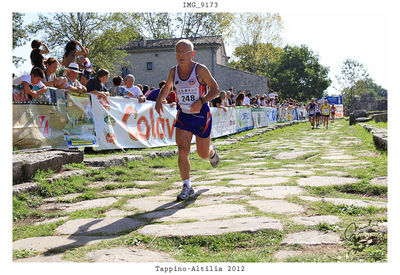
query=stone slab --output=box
[370,177,387,186]
[193,195,251,206]
[275,151,310,160]
[211,173,260,180]
[137,216,283,237]
[13,236,117,252]
[299,196,387,208]
[62,197,119,213]
[43,193,83,203]
[125,197,191,212]
[297,176,359,187]
[104,209,135,217]
[254,170,314,177]
[320,155,357,160]
[273,250,302,261]
[56,217,145,235]
[139,204,251,222]
[238,162,266,167]
[251,186,305,199]
[248,200,305,214]
[290,215,340,226]
[85,247,174,262]
[280,231,342,245]
[134,181,159,186]
[102,188,149,196]
[193,186,246,195]
[229,177,289,186]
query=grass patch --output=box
[13,249,39,259]
[13,220,65,241]
[304,182,387,198]
[309,201,384,216]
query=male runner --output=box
[155,39,220,201]
[306,98,316,129]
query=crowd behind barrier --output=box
[11,86,327,151]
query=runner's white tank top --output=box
[174,63,207,114]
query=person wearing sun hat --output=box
[64,63,87,94]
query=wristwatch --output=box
[200,97,206,105]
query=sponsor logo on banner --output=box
[37,115,50,137]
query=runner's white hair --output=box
[175,39,194,51]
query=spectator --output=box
[211,96,227,112]
[111,76,132,97]
[42,57,67,89]
[235,91,245,106]
[226,90,235,106]
[13,67,47,99]
[61,40,88,68]
[123,74,146,103]
[30,40,49,70]
[142,85,150,97]
[146,81,177,104]
[259,96,267,107]
[86,68,110,100]
[77,52,92,86]
[136,84,143,91]
[243,92,251,107]
[219,91,230,107]
[64,63,87,94]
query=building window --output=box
[147,62,153,71]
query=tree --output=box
[176,13,234,38]
[228,43,282,75]
[12,12,29,67]
[233,13,283,47]
[266,45,331,102]
[27,13,141,72]
[227,13,283,75]
[335,59,370,105]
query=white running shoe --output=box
[210,145,220,168]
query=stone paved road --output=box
[13,120,387,262]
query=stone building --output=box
[119,35,269,94]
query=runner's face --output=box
[175,43,193,65]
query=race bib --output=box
[177,87,199,113]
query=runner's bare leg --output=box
[176,128,192,181]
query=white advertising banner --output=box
[235,107,254,132]
[251,107,277,128]
[210,107,237,138]
[91,95,178,150]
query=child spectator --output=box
[30,40,49,70]
[77,52,92,86]
[61,40,88,68]
[43,57,67,89]
[13,67,48,99]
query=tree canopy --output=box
[266,45,331,102]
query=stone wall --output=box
[350,97,387,113]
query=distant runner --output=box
[330,104,337,123]
[306,98,316,129]
[321,99,330,129]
